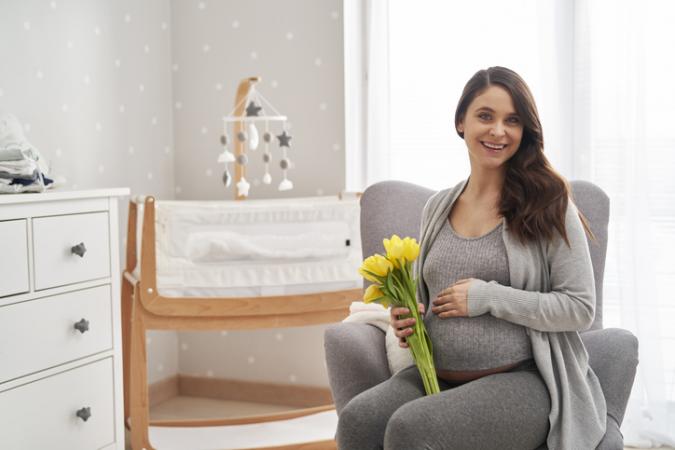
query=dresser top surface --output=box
[0,188,130,205]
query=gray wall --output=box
[171,0,345,200]
[0,0,175,199]
[1,0,345,387]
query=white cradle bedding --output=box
[134,195,362,297]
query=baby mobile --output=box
[218,76,294,200]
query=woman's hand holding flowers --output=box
[358,234,440,394]
[391,303,426,348]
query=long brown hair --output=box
[454,66,596,248]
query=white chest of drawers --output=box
[0,188,129,450]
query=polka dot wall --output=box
[1,0,178,384]
[1,0,345,387]
[0,0,175,201]
[170,0,345,202]
[170,0,345,387]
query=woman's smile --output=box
[481,141,508,154]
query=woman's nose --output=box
[489,123,505,137]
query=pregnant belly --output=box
[424,313,532,380]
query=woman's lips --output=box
[481,141,507,153]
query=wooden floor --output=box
[150,396,300,421]
[122,396,672,450]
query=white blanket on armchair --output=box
[341,302,414,375]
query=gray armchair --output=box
[324,180,638,449]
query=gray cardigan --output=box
[415,177,607,450]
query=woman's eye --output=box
[508,117,520,124]
[478,113,491,120]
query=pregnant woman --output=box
[335,67,608,449]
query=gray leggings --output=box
[335,359,550,450]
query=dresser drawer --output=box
[0,285,112,383]
[0,219,30,297]
[32,212,110,290]
[0,358,116,450]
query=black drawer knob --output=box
[74,319,90,334]
[71,242,87,257]
[76,407,91,422]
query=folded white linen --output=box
[186,229,349,262]
[0,147,25,161]
[342,301,414,375]
[0,113,50,176]
[0,158,38,177]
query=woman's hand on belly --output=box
[431,278,475,319]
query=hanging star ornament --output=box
[276,130,292,147]
[236,177,251,197]
[245,101,262,117]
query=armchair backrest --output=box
[359,179,609,331]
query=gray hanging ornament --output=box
[263,152,271,163]
[237,131,247,142]
[236,154,249,166]
[280,158,290,170]
[246,101,262,117]
[220,134,228,146]
[263,132,272,143]
[276,130,292,148]
[222,170,231,187]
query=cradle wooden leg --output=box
[121,276,133,426]
[129,289,154,450]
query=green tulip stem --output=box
[394,271,440,396]
[379,261,439,395]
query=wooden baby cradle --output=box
[121,196,362,450]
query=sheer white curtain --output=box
[585,0,675,446]
[363,0,576,188]
[359,0,675,446]
[364,0,391,185]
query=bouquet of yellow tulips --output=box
[358,235,440,395]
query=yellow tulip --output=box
[358,254,393,283]
[383,235,405,265]
[357,235,439,395]
[402,237,420,262]
[383,235,420,266]
[363,284,391,308]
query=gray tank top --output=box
[422,218,532,371]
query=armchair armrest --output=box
[324,322,390,415]
[580,327,639,425]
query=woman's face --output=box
[457,85,524,168]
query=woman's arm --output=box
[466,200,596,332]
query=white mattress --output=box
[134,196,362,297]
